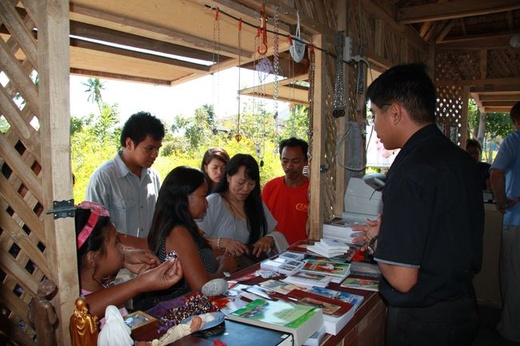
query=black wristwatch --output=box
[367,235,378,255]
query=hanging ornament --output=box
[289,10,306,63]
[256,57,273,82]
[273,5,280,120]
[332,31,346,118]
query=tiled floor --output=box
[473,305,520,346]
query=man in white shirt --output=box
[86,111,165,238]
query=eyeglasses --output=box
[367,103,391,123]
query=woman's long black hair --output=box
[147,166,207,253]
[213,154,267,244]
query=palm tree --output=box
[82,78,105,110]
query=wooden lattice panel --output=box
[435,51,482,80]
[0,1,46,344]
[435,85,466,145]
[323,53,337,223]
[487,48,520,79]
[435,52,471,146]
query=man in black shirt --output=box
[357,63,484,346]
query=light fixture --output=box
[510,34,520,48]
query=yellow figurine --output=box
[69,297,98,346]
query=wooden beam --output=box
[70,20,219,62]
[481,100,519,107]
[470,84,520,93]
[363,0,430,53]
[436,32,516,49]
[482,106,515,113]
[475,93,520,101]
[70,3,254,59]
[70,68,176,86]
[396,0,520,24]
[437,77,520,88]
[69,38,213,72]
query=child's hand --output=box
[122,248,160,274]
[137,258,183,291]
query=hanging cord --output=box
[236,18,243,142]
[212,8,221,121]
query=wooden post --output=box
[36,0,77,344]
[308,34,326,241]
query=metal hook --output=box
[257,3,268,55]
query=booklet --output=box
[340,277,379,292]
[226,298,324,345]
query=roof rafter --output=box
[396,0,520,24]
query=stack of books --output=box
[299,258,351,284]
[350,261,381,279]
[282,270,332,288]
[278,251,306,261]
[226,298,324,345]
[307,238,350,258]
[340,277,379,292]
[260,257,305,276]
[286,289,355,335]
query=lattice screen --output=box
[322,53,337,223]
[0,1,46,344]
[434,51,476,145]
[435,85,466,145]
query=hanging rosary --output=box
[332,31,346,118]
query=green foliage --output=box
[83,78,105,108]
[467,98,514,142]
[0,117,10,133]
[279,104,310,142]
[485,112,514,142]
[71,80,307,201]
[71,103,121,202]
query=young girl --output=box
[75,201,183,323]
[134,166,237,311]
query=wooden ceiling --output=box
[392,0,520,113]
[53,1,520,113]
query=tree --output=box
[467,98,514,163]
[82,78,105,111]
[280,104,309,142]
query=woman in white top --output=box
[197,154,288,263]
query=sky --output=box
[69,67,289,124]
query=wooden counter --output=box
[321,282,385,346]
[137,261,386,346]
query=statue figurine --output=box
[69,297,98,346]
[28,279,58,345]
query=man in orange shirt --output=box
[262,137,309,246]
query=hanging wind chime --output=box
[332,31,346,118]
